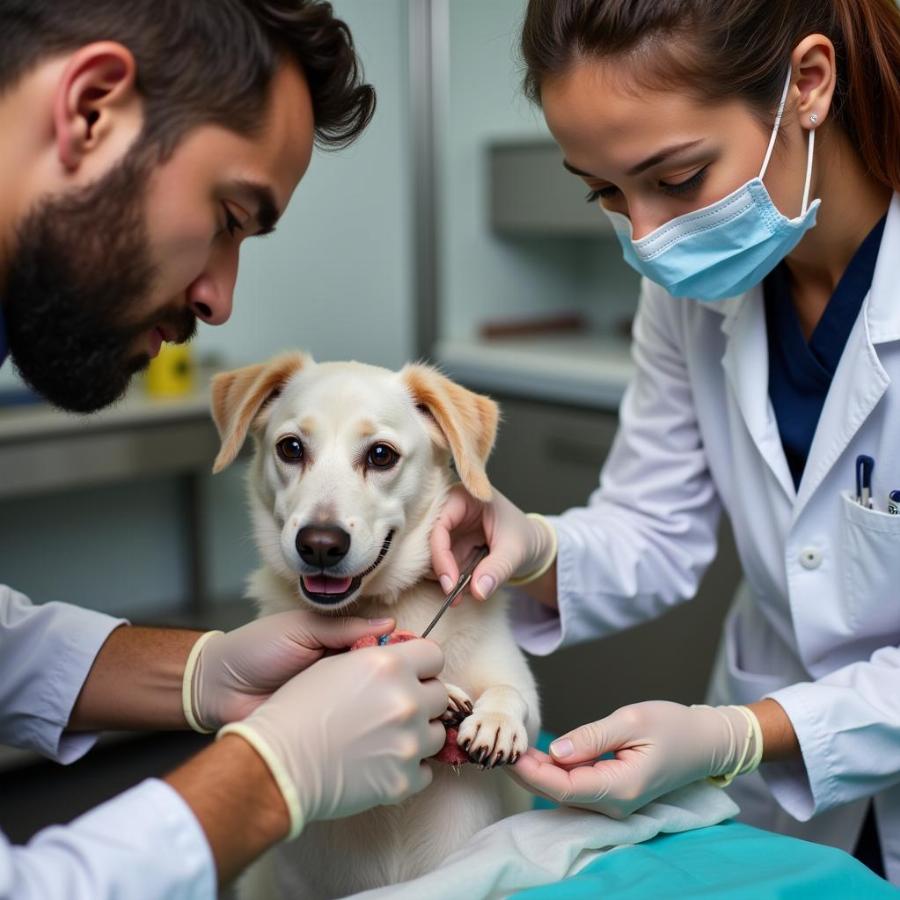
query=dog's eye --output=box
[276,437,304,463]
[367,443,399,470]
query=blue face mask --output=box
[603,69,820,302]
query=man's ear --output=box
[53,42,140,172]
[401,364,499,502]
[210,352,311,473]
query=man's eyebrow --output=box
[232,180,281,236]
[562,140,705,180]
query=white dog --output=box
[210,352,541,900]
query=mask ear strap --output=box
[800,127,815,215]
[759,68,793,181]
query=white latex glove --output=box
[508,701,762,819]
[430,484,556,601]
[183,610,397,732]
[219,638,448,838]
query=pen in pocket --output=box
[855,455,874,509]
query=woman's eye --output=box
[276,437,304,463]
[585,185,619,204]
[659,165,710,197]
[367,443,399,470]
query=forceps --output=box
[421,545,489,638]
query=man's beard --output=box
[2,143,196,413]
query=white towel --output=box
[349,783,738,900]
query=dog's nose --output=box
[296,525,351,568]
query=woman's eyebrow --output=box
[563,159,596,177]
[626,139,704,176]
[563,139,705,180]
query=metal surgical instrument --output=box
[421,545,489,638]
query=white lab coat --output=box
[0,587,215,898]
[512,193,900,884]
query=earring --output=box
[809,112,819,125]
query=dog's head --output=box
[210,352,498,612]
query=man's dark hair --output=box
[0,0,376,155]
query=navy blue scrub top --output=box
[765,215,887,489]
[0,307,7,369]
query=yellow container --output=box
[145,342,195,398]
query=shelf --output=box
[435,334,634,410]
[0,374,220,501]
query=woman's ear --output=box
[210,352,311,473]
[401,364,499,501]
[791,34,837,129]
[53,42,140,172]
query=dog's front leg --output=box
[457,685,530,768]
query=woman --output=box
[431,0,900,882]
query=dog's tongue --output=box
[303,574,353,595]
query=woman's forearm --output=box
[748,697,801,762]
[522,561,559,609]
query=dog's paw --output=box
[457,709,527,768]
[441,682,474,727]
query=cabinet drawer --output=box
[487,395,617,512]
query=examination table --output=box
[352,732,897,899]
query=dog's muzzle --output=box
[299,530,395,604]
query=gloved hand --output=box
[219,638,448,838]
[430,484,557,601]
[183,610,396,732]
[508,701,763,819]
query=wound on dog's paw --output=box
[435,726,470,766]
[351,630,471,766]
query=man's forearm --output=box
[165,733,290,884]
[67,624,203,731]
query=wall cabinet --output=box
[490,141,616,237]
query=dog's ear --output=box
[401,364,499,502]
[210,352,310,473]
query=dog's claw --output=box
[456,708,529,769]
[441,707,466,726]
[442,683,475,731]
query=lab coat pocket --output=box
[839,490,900,636]
[718,591,798,706]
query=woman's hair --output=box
[0,0,376,157]
[521,0,900,193]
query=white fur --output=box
[229,359,540,900]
